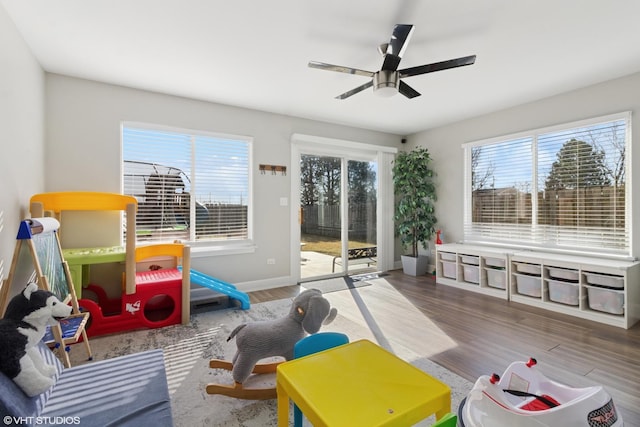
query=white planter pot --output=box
[401,255,429,276]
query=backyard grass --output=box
[301,233,373,257]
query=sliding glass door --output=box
[298,154,377,281]
[346,159,377,274]
[299,154,342,279]
[291,134,396,284]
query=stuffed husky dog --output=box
[0,282,72,396]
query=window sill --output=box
[189,242,257,258]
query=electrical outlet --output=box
[267,258,276,265]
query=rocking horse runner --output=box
[207,288,337,399]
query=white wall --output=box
[6,4,640,287]
[409,71,640,259]
[0,5,45,279]
[45,74,402,289]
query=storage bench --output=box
[437,243,640,328]
[0,343,173,427]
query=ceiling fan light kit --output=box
[373,71,399,97]
[309,24,476,100]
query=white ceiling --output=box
[4,0,640,135]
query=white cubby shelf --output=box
[435,243,510,300]
[435,244,640,329]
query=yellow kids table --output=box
[276,339,451,426]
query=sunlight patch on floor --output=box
[322,277,458,360]
[163,326,221,394]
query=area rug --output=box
[303,276,371,294]
[68,289,473,426]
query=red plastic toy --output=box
[79,243,190,337]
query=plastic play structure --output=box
[458,357,623,427]
[0,217,92,367]
[78,242,191,336]
[29,191,249,338]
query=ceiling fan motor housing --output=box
[374,70,399,96]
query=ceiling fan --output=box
[308,24,476,100]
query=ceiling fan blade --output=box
[398,81,421,99]
[336,81,374,100]
[381,54,402,72]
[381,24,414,71]
[308,61,374,78]
[387,24,414,57]
[399,55,476,78]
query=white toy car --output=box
[458,358,623,427]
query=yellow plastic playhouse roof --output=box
[30,191,137,212]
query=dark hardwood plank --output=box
[248,285,299,303]
[248,270,640,425]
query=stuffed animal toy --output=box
[0,282,72,397]
[207,288,337,399]
[229,288,337,384]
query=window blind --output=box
[122,124,251,244]
[464,112,630,258]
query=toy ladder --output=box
[0,218,92,368]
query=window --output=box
[464,112,631,258]
[122,123,252,246]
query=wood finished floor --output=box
[248,270,640,426]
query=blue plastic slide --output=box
[179,267,250,310]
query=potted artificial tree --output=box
[392,146,437,276]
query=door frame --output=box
[290,133,397,283]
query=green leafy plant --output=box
[392,146,437,257]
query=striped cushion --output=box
[1,344,172,427]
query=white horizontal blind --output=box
[122,124,251,244]
[468,136,534,243]
[464,113,630,257]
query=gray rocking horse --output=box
[206,288,337,399]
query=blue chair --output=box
[292,332,349,427]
